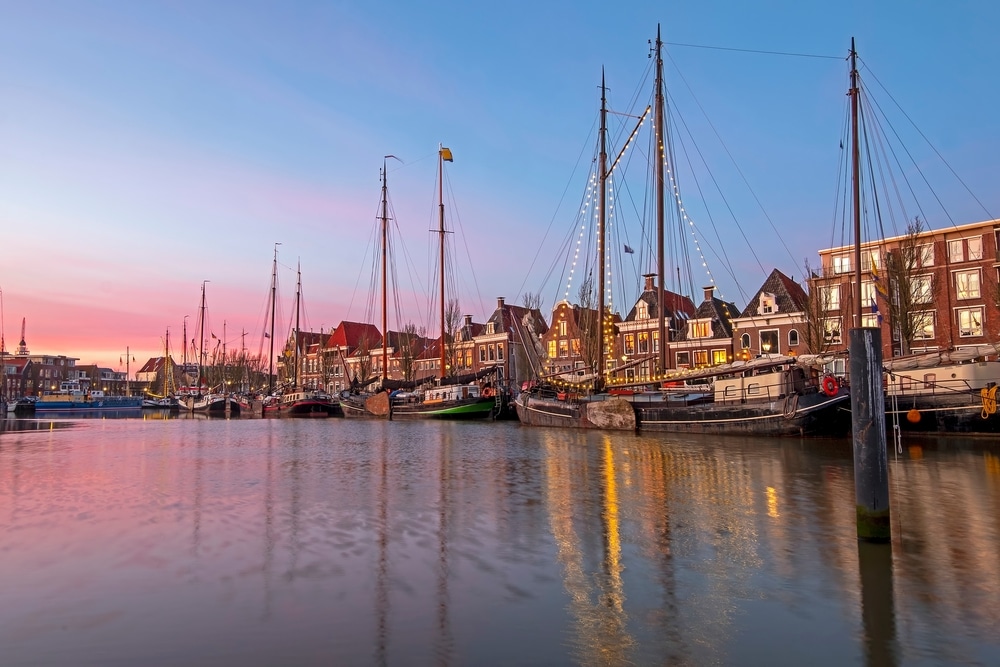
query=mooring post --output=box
[850,327,890,541]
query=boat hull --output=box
[887,392,1000,433]
[264,399,342,417]
[390,397,496,420]
[514,394,637,430]
[35,397,143,412]
[634,390,851,437]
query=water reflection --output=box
[0,421,998,665]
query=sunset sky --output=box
[2,1,998,371]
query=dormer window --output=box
[758,293,777,316]
[486,322,495,334]
[636,301,649,320]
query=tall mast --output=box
[850,38,862,327]
[222,320,227,393]
[294,261,301,388]
[654,25,667,374]
[269,243,280,395]
[198,281,208,390]
[438,145,453,381]
[380,160,389,382]
[598,71,608,380]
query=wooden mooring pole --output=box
[849,328,890,541]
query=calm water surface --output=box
[1,416,998,666]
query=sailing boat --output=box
[516,26,851,436]
[341,150,497,419]
[262,261,341,417]
[183,281,240,416]
[142,328,181,410]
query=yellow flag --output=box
[440,147,454,162]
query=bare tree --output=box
[444,299,462,378]
[355,331,374,385]
[521,291,543,312]
[884,217,938,355]
[802,259,838,354]
[398,322,421,383]
[576,273,601,374]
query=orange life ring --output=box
[482,387,494,398]
[821,375,839,397]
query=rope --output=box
[981,385,998,419]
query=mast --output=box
[380,160,389,383]
[438,145,452,381]
[851,38,862,326]
[268,243,280,395]
[294,261,301,389]
[598,71,608,381]
[222,320,227,393]
[198,281,208,392]
[654,25,667,374]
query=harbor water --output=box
[1,416,998,666]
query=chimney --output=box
[703,285,715,302]
[497,297,505,310]
[464,314,473,328]
[643,274,655,291]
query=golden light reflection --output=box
[766,486,779,518]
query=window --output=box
[948,239,964,263]
[957,308,983,337]
[861,313,879,328]
[968,236,983,260]
[547,341,556,358]
[712,349,728,365]
[861,250,881,272]
[637,332,649,354]
[955,269,981,299]
[694,350,709,366]
[652,331,660,353]
[558,340,568,357]
[788,329,800,347]
[571,339,580,355]
[740,333,751,349]
[823,318,843,345]
[759,329,779,355]
[911,275,933,303]
[913,312,935,340]
[689,320,711,338]
[636,302,649,319]
[832,255,851,274]
[758,292,776,315]
[488,344,495,361]
[558,320,567,336]
[918,244,934,267]
[861,280,876,306]
[821,285,840,310]
[497,343,504,361]
[675,351,691,368]
[624,334,635,355]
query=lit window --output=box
[821,285,840,311]
[712,349,728,365]
[558,321,567,336]
[694,350,709,366]
[637,332,649,354]
[624,334,635,355]
[558,340,568,357]
[546,341,556,358]
[957,308,983,337]
[497,344,504,361]
[955,270,981,299]
[690,320,711,338]
[913,312,935,340]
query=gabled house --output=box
[731,269,809,359]
[475,297,549,388]
[135,356,179,395]
[2,356,32,399]
[614,274,697,382]
[323,321,383,392]
[670,286,739,369]
[540,299,620,379]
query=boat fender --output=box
[821,375,839,397]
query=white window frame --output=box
[957,307,984,337]
[955,269,981,300]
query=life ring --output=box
[821,375,839,397]
[482,387,494,398]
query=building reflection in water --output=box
[1,423,999,665]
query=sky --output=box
[2,0,999,371]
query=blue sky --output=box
[1,1,998,368]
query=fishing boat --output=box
[516,27,851,436]
[341,151,497,420]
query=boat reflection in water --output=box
[1,421,998,665]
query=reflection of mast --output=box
[375,433,389,665]
[435,428,454,662]
[543,433,634,666]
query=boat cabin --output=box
[423,384,482,404]
[714,366,808,403]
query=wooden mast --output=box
[268,243,279,395]
[438,145,453,381]
[294,261,301,389]
[654,25,667,374]
[851,38,862,325]
[597,71,608,382]
[380,159,389,383]
[198,280,208,393]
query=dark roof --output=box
[738,268,808,318]
[675,295,739,341]
[623,288,697,322]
